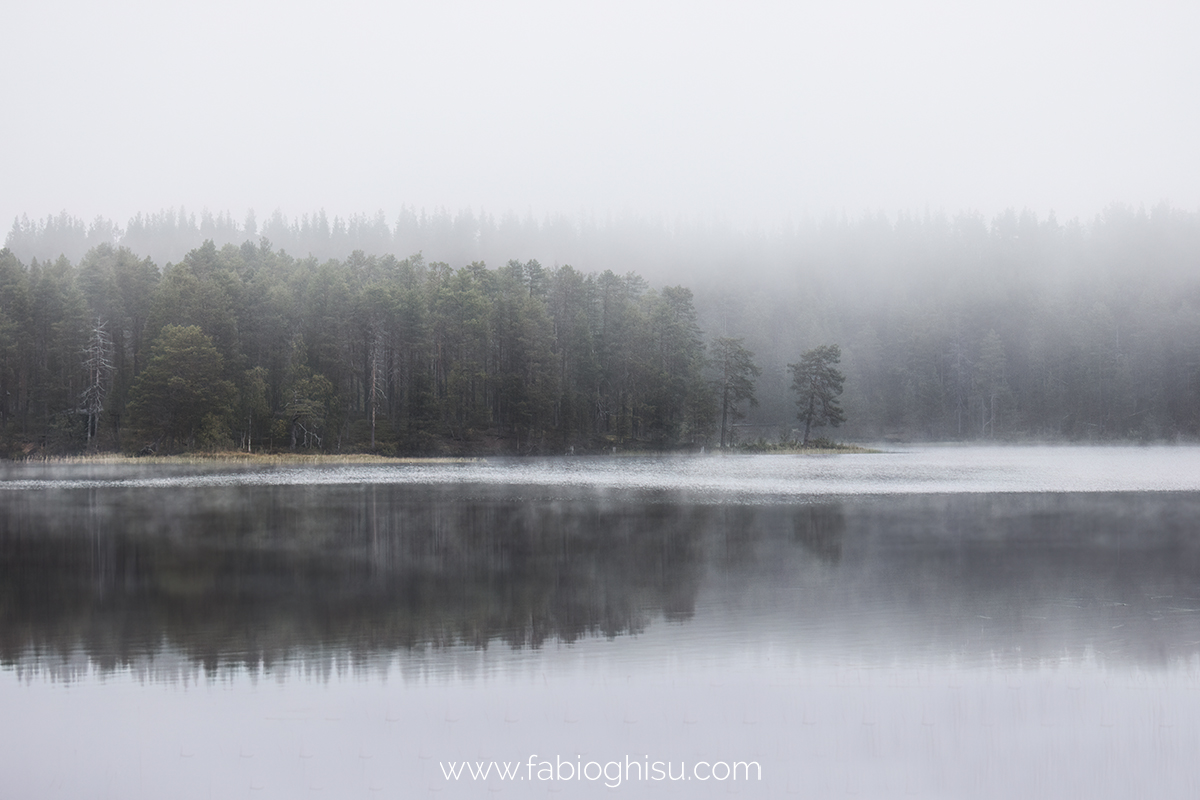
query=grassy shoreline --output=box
[736,443,881,455]
[8,451,482,465]
[8,445,879,464]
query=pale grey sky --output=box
[4,0,1198,231]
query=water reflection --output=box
[4,476,1200,678]
[2,484,709,668]
[792,503,845,562]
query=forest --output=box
[2,203,1199,456]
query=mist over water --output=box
[4,446,1199,495]
[4,448,1200,797]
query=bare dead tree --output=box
[80,319,114,449]
[369,330,387,449]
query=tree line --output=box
[5,202,1200,454]
[2,240,813,455]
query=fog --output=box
[7,455,1200,676]
[5,0,1199,233]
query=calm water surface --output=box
[3,446,1200,798]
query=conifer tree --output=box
[789,345,846,445]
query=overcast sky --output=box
[4,0,1199,231]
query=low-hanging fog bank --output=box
[3,203,1199,450]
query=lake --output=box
[3,446,1200,798]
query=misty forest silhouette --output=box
[3,203,1199,455]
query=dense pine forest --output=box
[3,204,1199,456]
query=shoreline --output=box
[5,452,483,466]
[6,446,879,465]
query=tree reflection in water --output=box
[1,484,731,671]
[5,482,1200,679]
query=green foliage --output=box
[9,206,1200,455]
[145,243,242,375]
[789,345,846,445]
[645,286,709,445]
[197,412,234,451]
[75,244,160,438]
[711,337,760,448]
[26,256,90,451]
[280,336,335,450]
[126,325,235,451]
[237,366,271,452]
[0,249,31,445]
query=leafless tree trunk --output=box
[369,332,385,449]
[80,319,113,449]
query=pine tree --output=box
[711,337,760,448]
[789,345,846,445]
